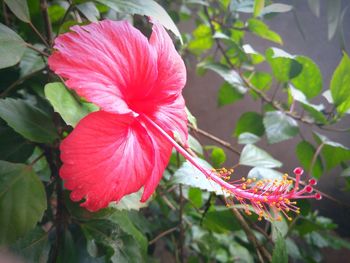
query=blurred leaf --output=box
[286,238,302,260]
[240,144,282,168]
[238,132,261,144]
[263,111,299,144]
[57,230,78,263]
[210,147,226,168]
[11,227,50,263]
[44,82,95,127]
[266,48,303,82]
[188,24,213,55]
[247,167,283,180]
[340,167,350,177]
[291,56,322,98]
[261,4,293,15]
[109,211,147,255]
[188,187,203,208]
[19,46,46,77]
[289,85,327,124]
[218,82,244,107]
[200,62,246,93]
[296,141,323,178]
[330,53,350,115]
[0,98,58,143]
[253,0,264,17]
[27,147,50,182]
[0,161,46,245]
[234,112,264,137]
[248,18,282,44]
[0,23,26,69]
[173,157,225,195]
[186,107,197,128]
[188,134,203,155]
[272,231,288,263]
[308,0,320,17]
[81,219,143,263]
[110,189,149,211]
[202,207,240,233]
[77,2,100,22]
[4,0,30,23]
[327,0,341,40]
[272,217,288,242]
[48,4,66,23]
[247,71,272,91]
[242,44,265,64]
[96,0,182,43]
[0,122,34,162]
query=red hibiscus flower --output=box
[49,20,187,211]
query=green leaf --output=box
[199,62,246,93]
[210,147,226,168]
[188,134,203,155]
[44,82,95,127]
[247,71,272,91]
[314,132,350,170]
[291,56,322,98]
[110,189,149,211]
[4,0,30,23]
[327,0,341,40]
[266,48,303,82]
[239,144,282,168]
[186,107,197,128]
[109,211,148,255]
[253,0,264,17]
[296,141,323,178]
[272,231,288,263]
[188,187,203,208]
[263,111,299,144]
[77,2,100,22]
[237,132,261,145]
[96,0,182,43]
[261,4,293,15]
[202,207,240,233]
[81,219,143,263]
[188,24,213,55]
[340,167,350,177]
[234,112,264,137]
[0,122,34,162]
[248,18,282,44]
[0,98,58,143]
[247,167,283,180]
[19,46,46,77]
[0,23,26,69]
[0,161,46,245]
[330,53,350,115]
[243,44,265,64]
[173,158,224,195]
[11,227,50,263]
[217,82,244,107]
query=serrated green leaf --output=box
[248,18,282,44]
[263,111,299,144]
[217,82,244,107]
[0,23,26,69]
[96,0,182,43]
[0,98,58,143]
[0,161,46,245]
[239,144,282,168]
[4,0,30,23]
[330,53,350,115]
[296,141,323,178]
[44,82,95,127]
[238,132,261,145]
[291,56,322,98]
[234,112,264,137]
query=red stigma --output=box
[293,167,304,176]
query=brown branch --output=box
[25,42,50,57]
[308,143,324,178]
[40,0,53,47]
[29,22,50,48]
[149,227,178,245]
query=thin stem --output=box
[29,22,50,48]
[2,1,10,25]
[25,43,50,57]
[308,143,324,178]
[29,152,45,166]
[40,0,53,47]
[149,227,178,245]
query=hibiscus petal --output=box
[60,111,172,211]
[48,20,157,114]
